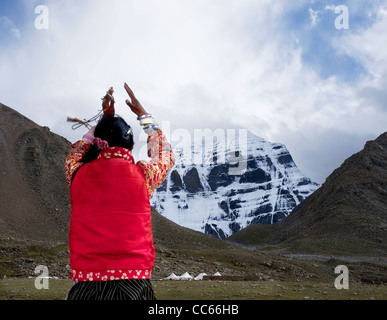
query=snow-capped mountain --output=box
[151,129,319,239]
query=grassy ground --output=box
[1,278,386,300]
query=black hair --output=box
[82,116,134,164]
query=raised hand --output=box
[124,83,148,117]
[102,87,115,117]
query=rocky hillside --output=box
[229,132,387,257]
[0,103,71,242]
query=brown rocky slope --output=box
[0,103,72,242]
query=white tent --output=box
[179,272,193,280]
[213,272,222,276]
[194,273,207,280]
[165,273,180,280]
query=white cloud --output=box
[0,0,386,183]
[0,16,21,38]
[337,5,387,79]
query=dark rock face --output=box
[240,168,271,184]
[183,167,204,193]
[170,170,183,192]
[204,223,226,240]
[152,131,319,239]
[208,164,235,191]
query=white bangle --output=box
[140,117,156,126]
[137,114,152,120]
[143,124,160,134]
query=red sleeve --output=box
[136,129,175,197]
[64,140,91,188]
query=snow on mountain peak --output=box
[151,128,319,239]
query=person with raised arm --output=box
[65,83,175,300]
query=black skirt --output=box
[66,279,156,300]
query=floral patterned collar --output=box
[97,147,135,164]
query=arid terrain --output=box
[0,103,386,300]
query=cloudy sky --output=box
[0,0,386,184]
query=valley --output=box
[0,103,386,301]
